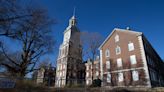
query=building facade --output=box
[99,28,164,87]
[33,65,56,86]
[85,56,101,85]
[55,15,85,87]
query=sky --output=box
[22,0,164,67]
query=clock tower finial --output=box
[69,7,77,26]
[73,6,76,18]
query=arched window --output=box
[105,49,110,57]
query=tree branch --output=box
[0,14,32,22]
[1,45,20,67]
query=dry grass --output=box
[1,85,164,92]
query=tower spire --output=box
[69,6,77,26]
[73,6,76,17]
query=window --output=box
[105,49,110,57]
[107,73,111,83]
[150,69,157,81]
[115,34,119,42]
[118,72,124,82]
[62,71,65,77]
[86,65,89,70]
[96,64,99,69]
[86,80,89,85]
[128,42,134,51]
[63,64,66,69]
[57,65,60,70]
[62,80,65,85]
[60,72,62,77]
[117,58,122,67]
[96,71,99,76]
[60,65,63,70]
[130,55,137,64]
[106,61,110,69]
[86,72,89,77]
[132,71,139,81]
[61,49,64,56]
[116,46,121,55]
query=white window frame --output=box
[62,80,65,85]
[60,72,62,77]
[107,73,111,83]
[63,64,66,69]
[105,49,110,57]
[96,71,99,76]
[60,65,63,70]
[86,72,89,77]
[115,34,119,42]
[86,65,89,70]
[96,64,99,69]
[86,80,89,85]
[116,46,121,55]
[118,72,124,82]
[130,55,137,65]
[62,71,65,77]
[128,42,134,51]
[132,71,139,81]
[117,58,122,67]
[57,65,60,70]
[106,61,110,69]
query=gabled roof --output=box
[98,28,142,50]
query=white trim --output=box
[104,67,144,74]
[138,35,151,87]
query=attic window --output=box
[115,34,119,42]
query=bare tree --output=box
[37,58,51,69]
[0,1,55,77]
[0,0,36,37]
[81,31,103,61]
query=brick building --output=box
[85,56,101,85]
[99,28,164,87]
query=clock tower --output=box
[55,14,85,87]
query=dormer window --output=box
[105,49,110,57]
[115,34,119,42]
